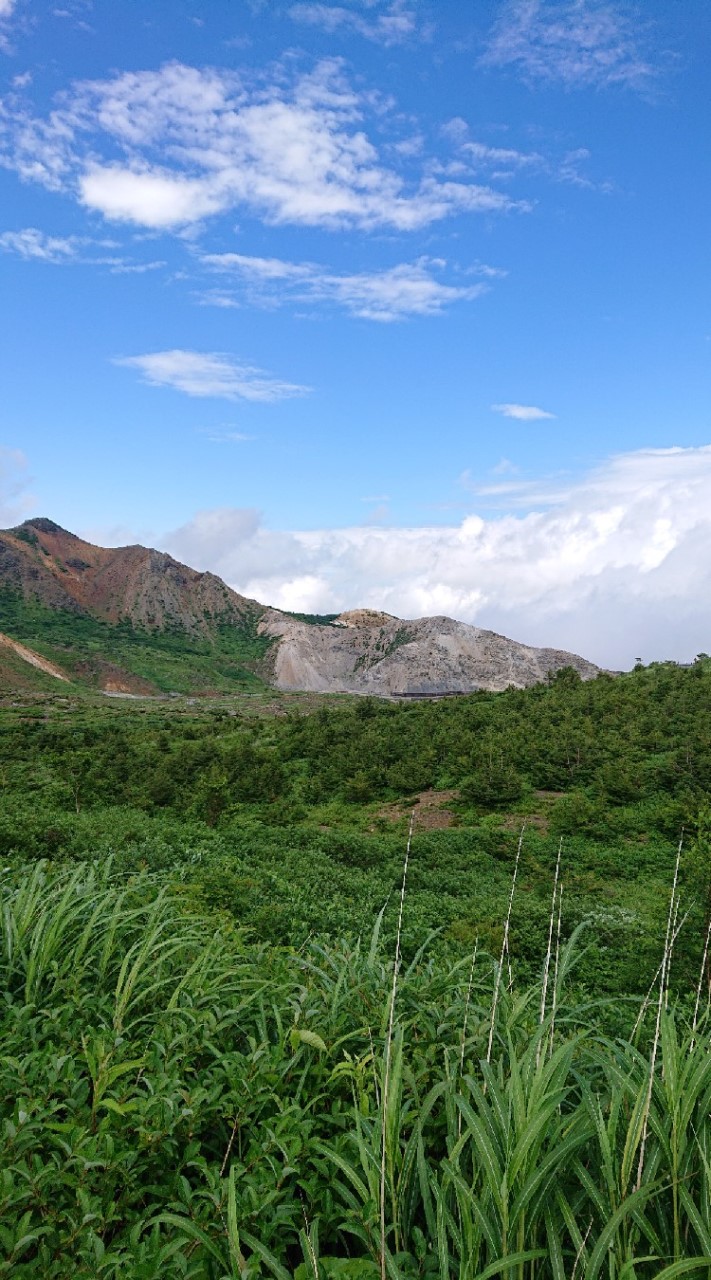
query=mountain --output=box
[0,517,261,632]
[261,607,600,695]
[0,518,600,696]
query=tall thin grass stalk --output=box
[665,885,682,1010]
[548,881,564,1058]
[690,913,711,1050]
[537,839,562,1068]
[486,825,524,1065]
[631,905,691,1041]
[379,810,414,1280]
[635,834,683,1191]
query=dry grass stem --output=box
[486,824,524,1065]
[379,810,414,1280]
[548,881,564,1058]
[537,838,562,1068]
[632,905,691,1040]
[635,833,683,1191]
[691,913,711,1050]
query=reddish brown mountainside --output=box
[0,517,263,635]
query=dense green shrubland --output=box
[1,660,710,993]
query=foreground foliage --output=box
[2,862,711,1278]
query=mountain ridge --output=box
[0,517,600,695]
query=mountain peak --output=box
[16,517,71,537]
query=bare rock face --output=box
[259,609,599,695]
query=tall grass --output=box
[1,860,711,1278]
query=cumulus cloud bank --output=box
[161,445,711,670]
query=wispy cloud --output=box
[161,446,711,668]
[194,289,240,309]
[114,350,310,402]
[288,1,422,46]
[0,59,528,231]
[0,0,17,49]
[200,252,492,321]
[441,117,607,191]
[0,227,79,261]
[201,427,255,442]
[492,402,555,420]
[0,226,166,274]
[482,0,657,92]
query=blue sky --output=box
[0,0,710,666]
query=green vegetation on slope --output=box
[1,658,710,995]
[0,588,272,692]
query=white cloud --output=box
[78,165,227,228]
[482,0,657,92]
[0,227,79,261]
[463,140,543,171]
[0,226,166,274]
[114,349,310,402]
[0,0,17,16]
[201,427,255,442]
[200,252,490,321]
[492,402,555,420]
[194,288,240,308]
[288,1,420,46]
[161,446,711,669]
[0,59,528,231]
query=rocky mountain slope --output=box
[0,518,600,695]
[260,607,599,694]
[0,517,261,633]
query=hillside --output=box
[0,517,271,694]
[0,517,599,696]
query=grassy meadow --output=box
[1,658,711,1276]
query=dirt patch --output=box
[74,658,157,697]
[375,788,460,831]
